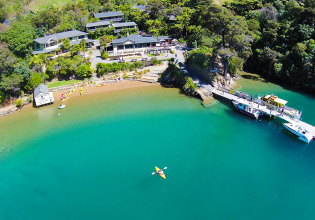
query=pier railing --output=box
[218,87,301,120]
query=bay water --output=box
[0,76,315,219]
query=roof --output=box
[94,11,123,18]
[133,5,147,11]
[34,30,88,44]
[86,21,111,28]
[70,39,94,46]
[264,95,288,105]
[274,98,287,105]
[2,19,12,26]
[111,34,168,45]
[34,84,49,97]
[168,15,177,21]
[112,22,137,28]
[157,36,172,41]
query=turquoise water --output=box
[0,79,315,219]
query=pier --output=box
[211,88,315,137]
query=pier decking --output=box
[211,88,315,138]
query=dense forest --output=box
[0,0,314,103]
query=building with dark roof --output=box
[32,30,93,55]
[106,34,171,57]
[86,21,111,32]
[93,11,123,22]
[132,5,147,11]
[112,22,137,33]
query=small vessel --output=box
[80,87,83,95]
[283,123,313,143]
[59,104,65,109]
[155,166,166,179]
[232,100,261,119]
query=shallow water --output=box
[0,78,315,219]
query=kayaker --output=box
[158,170,164,175]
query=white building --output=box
[93,11,123,22]
[34,84,54,107]
[106,34,171,58]
[32,30,94,55]
[112,22,137,33]
[86,21,111,32]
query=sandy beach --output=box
[54,80,160,99]
[0,80,161,117]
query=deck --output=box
[211,88,315,138]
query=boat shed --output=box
[34,84,54,107]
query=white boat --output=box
[232,99,261,119]
[283,123,313,143]
[59,104,65,109]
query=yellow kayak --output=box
[155,166,166,179]
[80,87,83,95]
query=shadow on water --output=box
[159,81,203,101]
[241,72,315,98]
[241,74,268,83]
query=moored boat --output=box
[59,104,65,109]
[232,99,261,119]
[283,123,313,143]
[155,166,166,179]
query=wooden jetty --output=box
[211,88,315,138]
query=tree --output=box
[80,39,87,52]
[13,62,32,85]
[70,44,81,56]
[29,54,47,72]
[0,42,18,76]
[176,7,193,36]
[61,39,71,52]
[257,47,282,77]
[0,8,7,23]
[1,22,34,57]
[0,73,24,99]
[76,62,93,78]
[99,35,113,46]
[31,10,61,29]
[147,0,165,19]
[25,72,43,92]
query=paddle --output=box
[152,167,167,175]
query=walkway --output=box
[212,88,315,137]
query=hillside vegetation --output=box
[0,0,314,104]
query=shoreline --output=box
[0,80,161,117]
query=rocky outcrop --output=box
[188,62,234,89]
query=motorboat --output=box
[232,99,261,119]
[283,123,313,143]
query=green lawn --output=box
[214,0,231,5]
[48,80,82,88]
[27,0,78,12]
[147,53,165,57]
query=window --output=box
[79,35,85,39]
[125,44,133,49]
[118,45,124,50]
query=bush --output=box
[101,51,109,59]
[16,99,23,107]
[96,61,147,77]
[151,59,162,65]
[123,73,129,79]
